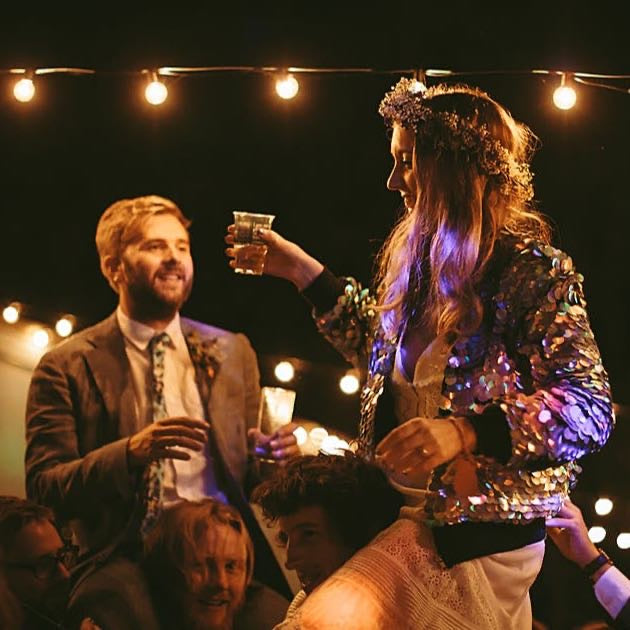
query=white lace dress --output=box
[276,335,544,630]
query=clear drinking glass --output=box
[232,211,275,275]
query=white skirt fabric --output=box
[277,515,545,630]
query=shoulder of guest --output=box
[180,316,249,344]
[36,312,119,363]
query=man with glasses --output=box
[0,496,97,629]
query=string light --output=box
[320,434,351,455]
[2,303,21,324]
[594,497,614,516]
[309,427,328,451]
[293,426,308,446]
[617,533,630,550]
[274,361,295,383]
[410,69,427,94]
[55,316,75,338]
[339,371,360,395]
[13,75,35,102]
[144,71,168,105]
[588,526,606,544]
[275,73,299,100]
[553,73,577,110]
[2,65,629,115]
[31,328,50,350]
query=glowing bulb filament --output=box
[145,78,168,105]
[14,77,35,103]
[275,74,299,100]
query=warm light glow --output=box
[410,79,426,94]
[595,498,614,516]
[145,80,168,105]
[320,435,351,456]
[588,526,606,544]
[275,74,299,100]
[274,361,295,383]
[553,85,577,110]
[14,77,35,102]
[31,329,50,349]
[617,533,630,550]
[2,304,20,324]
[309,427,328,450]
[293,426,308,446]
[55,317,74,338]
[339,373,360,395]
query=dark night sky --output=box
[1,5,629,402]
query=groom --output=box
[25,195,296,628]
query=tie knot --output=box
[149,332,171,355]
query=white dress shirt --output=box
[117,307,224,505]
[594,565,630,620]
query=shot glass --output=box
[232,211,275,275]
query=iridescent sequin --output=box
[313,238,614,524]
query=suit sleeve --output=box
[25,352,136,519]
[236,333,261,434]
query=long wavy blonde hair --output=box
[375,83,551,339]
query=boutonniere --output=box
[185,331,224,380]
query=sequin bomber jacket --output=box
[302,238,614,525]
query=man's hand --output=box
[546,497,601,568]
[126,416,209,468]
[248,422,301,463]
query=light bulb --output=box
[55,317,74,338]
[339,373,360,395]
[32,329,50,349]
[275,74,299,100]
[617,533,630,550]
[293,426,308,446]
[274,361,295,383]
[309,427,328,449]
[553,85,577,110]
[594,498,613,516]
[588,526,606,544]
[14,77,35,103]
[2,304,20,324]
[145,80,168,105]
[410,79,426,94]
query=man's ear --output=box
[101,255,121,293]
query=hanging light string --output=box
[3,65,629,107]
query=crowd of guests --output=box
[1,76,627,628]
[2,458,629,629]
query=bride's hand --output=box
[224,225,323,290]
[375,416,476,482]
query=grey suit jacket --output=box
[24,312,260,555]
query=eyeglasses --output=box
[4,544,79,580]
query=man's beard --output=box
[124,264,193,321]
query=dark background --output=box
[1,6,628,627]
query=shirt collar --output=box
[116,306,185,352]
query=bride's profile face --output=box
[386,123,418,212]
[278,505,353,594]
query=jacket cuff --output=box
[468,405,512,464]
[300,267,346,314]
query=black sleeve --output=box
[467,405,512,465]
[300,267,347,314]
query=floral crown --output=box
[378,78,534,202]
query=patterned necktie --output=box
[139,332,170,538]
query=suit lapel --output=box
[83,313,137,439]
